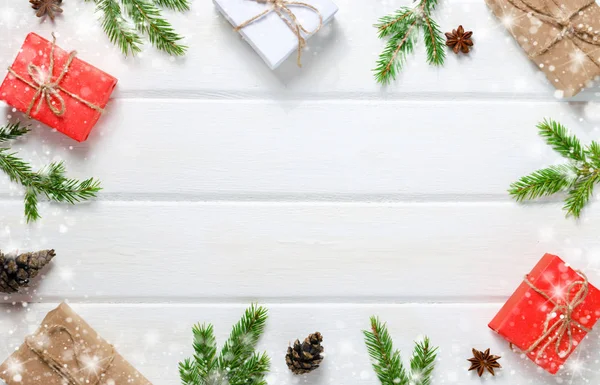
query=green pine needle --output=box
[509,118,600,218]
[363,317,437,385]
[179,304,270,385]
[0,123,29,143]
[86,0,188,56]
[374,0,445,84]
[0,124,102,222]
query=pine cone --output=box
[285,332,324,375]
[0,250,56,293]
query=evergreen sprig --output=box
[363,317,438,385]
[85,0,189,56]
[374,0,445,84]
[0,122,102,222]
[180,304,270,385]
[509,119,600,218]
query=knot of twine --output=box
[234,0,323,67]
[507,0,600,57]
[521,271,591,360]
[7,33,104,118]
[25,325,115,385]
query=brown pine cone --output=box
[285,332,324,375]
[0,250,56,293]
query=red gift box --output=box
[0,33,117,142]
[489,254,600,374]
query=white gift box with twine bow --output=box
[214,0,338,69]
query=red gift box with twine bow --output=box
[489,254,600,374]
[0,33,117,142]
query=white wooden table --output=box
[2,0,600,384]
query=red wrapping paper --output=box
[489,254,600,374]
[0,33,117,142]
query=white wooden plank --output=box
[0,0,597,100]
[2,202,600,301]
[1,100,598,197]
[1,303,599,385]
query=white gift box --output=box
[214,0,338,69]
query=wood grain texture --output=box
[1,100,600,198]
[1,202,600,302]
[0,0,598,100]
[1,0,600,384]
[1,303,599,385]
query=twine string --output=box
[234,0,323,67]
[25,325,115,385]
[7,33,104,117]
[521,271,591,360]
[506,0,600,57]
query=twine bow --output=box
[7,33,104,118]
[521,271,591,360]
[506,0,600,57]
[25,325,115,385]
[234,0,323,67]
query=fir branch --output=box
[218,304,268,374]
[537,119,585,162]
[363,317,406,385]
[96,0,143,56]
[421,15,445,66]
[564,174,598,218]
[152,0,190,12]
[373,0,445,84]
[121,0,187,56]
[0,126,101,222]
[179,304,270,385]
[85,0,187,56]
[363,317,437,385]
[509,165,576,201]
[509,119,600,218]
[409,337,438,385]
[374,17,418,85]
[0,123,29,143]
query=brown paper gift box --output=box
[0,303,152,385]
[485,0,600,97]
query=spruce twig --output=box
[179,304,270,385]
[509,119,600,218]
[0,123,102,222]
[84,0,188,56]
[363,317,438,385]
[374,0,445,84]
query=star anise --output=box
[30,0,63,20]
[467,348,501,377]
[445,25,473,54]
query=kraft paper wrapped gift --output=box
[0,303,152,385]
[214,0,338,69]
[485,0,600,97]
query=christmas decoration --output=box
[30,0,63,20]
[445,25,473,54]
[0,122,101,222]
[0,249,55,293]
[489,253,600,374]
[0,302,152,385]
[467,348,501,377]
[179,304,270,385]
[85,0,188,56]
[285,332,324,374]
[0,33,118,142]
[373,0,445,84]
[485,0,600,98]
[363,317,437,385]
[509,119,600,218]
[213,0,338,69]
